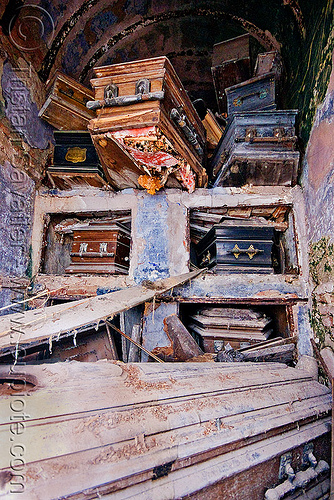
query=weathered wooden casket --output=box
[195,218,275,274]
[66,221,131,274]
[0,361,330,499]
[39,71,95,130]
[48,131,107,188]
[254,51,282,78]
[210,110,300,187]
[188,306,273,352]
[225,72,276,116]
[87,56,207,194]
[211,34,253,114]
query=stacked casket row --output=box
[210,34,299,187]
[187,306,273,352]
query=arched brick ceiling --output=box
[1,0,332,140]
[1,1,303,81]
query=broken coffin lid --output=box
[225,72,277,116]
[194,217,275,274]
[39,71,96,130]
[87,56,207,194]
[48,131,108,189]
[210,110,299,187]
[0,361,330,499]
[65,221,131,275]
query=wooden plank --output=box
[0,270,203,349]
[242,343,295,364]
[105,323,118,360]
[127,324,141,362]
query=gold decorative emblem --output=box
[201,251,211,266]
[65,147,87,163]
[232,244,241,259]
[246,244,258,260]
[231,244,261,260]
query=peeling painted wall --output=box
[0,161,34,310]
[302,49,334,349]
[1,61,53,150]
[0,40,53,313]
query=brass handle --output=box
[232,88,269,107]
[229,244,264,260]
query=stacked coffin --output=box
[210,110,299,186]
[0,361,330,499]
[211,34,253,115]
[39,71,96,131]
[194,217,275,274]
[87,56,207,193]
[59,218,131,275]
[188,306,273,351]
[38,72,111,188]
[210,35,299,187]
[48,131,107,188]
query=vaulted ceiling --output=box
[1,0,333,142]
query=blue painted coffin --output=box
[225,72,276,116]
[210,110,299,187]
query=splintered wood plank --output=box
[0,270,203,349]
[242,343,295,364]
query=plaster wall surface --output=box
[0,161,34,310]
[302,51,334,244]
[301,49,334,349]
[32,185,309,298]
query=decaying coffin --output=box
[65,221,131,275]
[211,34,253,114]
[0,361,330,499]
[212,59,251,115]
[254,51,282,78]
[225,72,277,116]
[38,71,95,130]
[48,131,108,189]
[210,110,300,187]
[188,306,273,352]
[87,56,207,193]
[195,218,275,274]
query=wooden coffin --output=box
[195,218,275,274]
[66,221,131,274]
[210,110,300,187]
[48,131,107,188]
[39,71,95,130]
[212,34,253,68]
[0,361,330,499]
[225,72,276,116]
[87,56,207,193]
[188,306,273,352]
[212,59,251,115]
[211,34,254,114]
[254,51,282,78]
